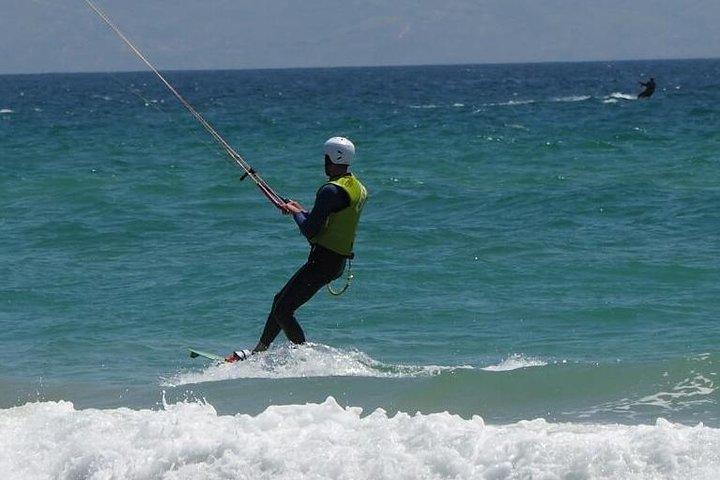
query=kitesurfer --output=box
[226,137,368,362]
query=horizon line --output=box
[1,56,718,77]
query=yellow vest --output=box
[311,174,367,256]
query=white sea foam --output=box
[551,95,592,103]
[485,95,590,108]
[408,102,465,109]
[0,108,14,114]
[165,344,456,387]
[603,92,638,103]
[482,353,548,372]
[1,397,719,480]
[486,99,536,107]
[635,372,716,410]
[580,370,717,419]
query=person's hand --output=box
[281,200,304,215]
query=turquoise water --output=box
[2,60,720,478]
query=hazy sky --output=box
[2,0,719,74]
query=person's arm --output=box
[292,184,349,240]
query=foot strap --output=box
[225,349,252,363]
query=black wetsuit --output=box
[638,79,656,98]
[257,180,350,348]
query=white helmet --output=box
[323,137,355,165]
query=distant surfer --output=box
[226,137,368,362]
[637,78,656,98]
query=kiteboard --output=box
[189,348,226,363]
[189,348,253,363]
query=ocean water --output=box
[1,58,720,479]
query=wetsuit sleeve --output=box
[293,184,349,240]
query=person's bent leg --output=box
[269,248,345,344]
[267,267,323,343]
[256,246,347,350]
[256,260,318,348]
